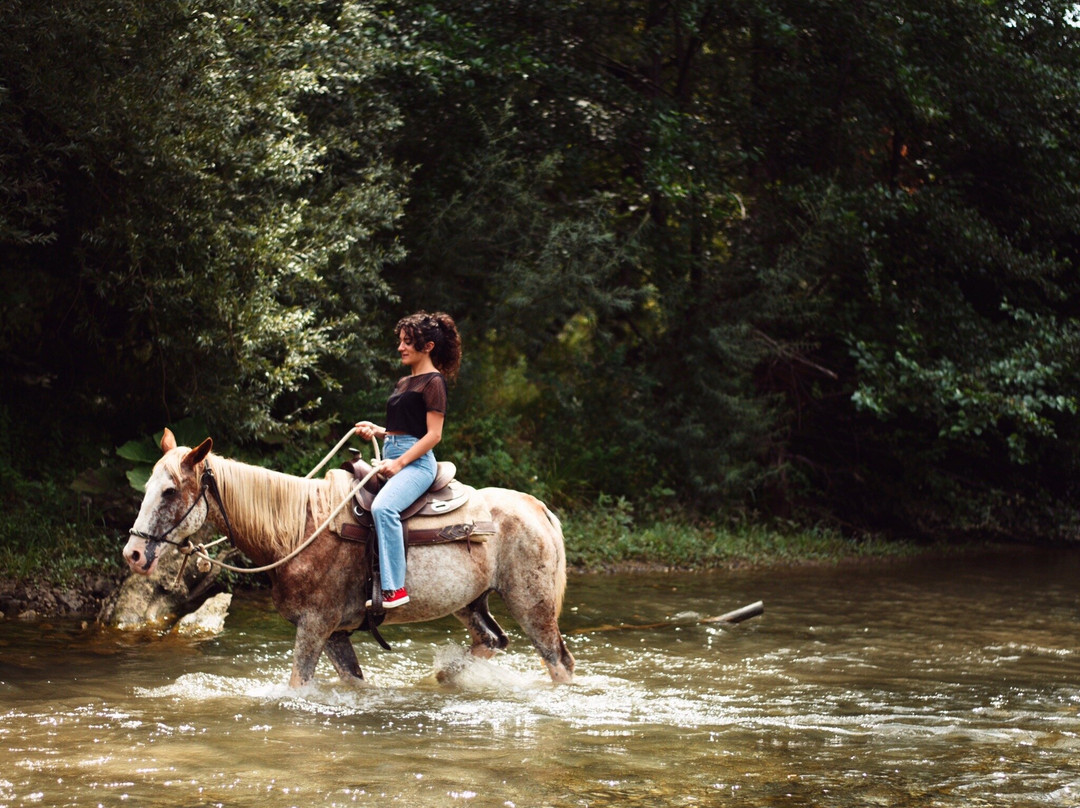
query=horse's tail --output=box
[544,504,567,616]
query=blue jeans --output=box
[371,434,437,591]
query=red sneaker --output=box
[368,587,410,609]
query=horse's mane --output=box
[161,452,323,557]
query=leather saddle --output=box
[338,454,492,546]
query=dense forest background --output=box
[3,0,1080,547]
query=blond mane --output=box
[161,451,322,557]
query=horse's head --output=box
[123,428,213,575]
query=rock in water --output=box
[174,592,232,636]
[97,523,233,631]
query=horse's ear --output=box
[182,437,213,469]
[160,428,177,453]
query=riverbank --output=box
[0,456,1039,621]
[0,572,123,621]
[0,518,964,621]
[560,507,942,572]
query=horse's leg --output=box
[490,499,576,684]
[288,615,336,687]
[323,631,365,683]
[453,591,510,659]
[498,585,575,684]
[505,600,574,683]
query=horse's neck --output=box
[205,455,311,562]
[203,456,252,554]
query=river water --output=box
[1,547,1079,807]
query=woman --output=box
[354,311,462,608]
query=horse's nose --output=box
[123,536,154,574]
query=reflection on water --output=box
[2,547,1079,807]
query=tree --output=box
[726,0,1080,534]
[4,0,1080,542]
[0,0,405,459]
[374,0,774,505]
[376,0,1080,535]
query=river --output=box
[1,547,1079,807]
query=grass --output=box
[561,496,926,571]
[0,529,123,586]
[0,467,128,588]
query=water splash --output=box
[427,645,546,692]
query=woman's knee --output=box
[371,500,398,522]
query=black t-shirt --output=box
[384,372,447,439]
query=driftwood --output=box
[571,600,764,635]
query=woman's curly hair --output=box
[395,311,462,380]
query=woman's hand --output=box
[379,457,406,478]
[354,421,381,441]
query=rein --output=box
[138,432,380,581]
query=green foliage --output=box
[0,455,125,585]
[852,303,1079,464]
[562,495,922,570]
[380,0,777,507]
[3,0,1080,562]
[0,522,122,588]
[114,417,211,492]
[1,0,404,446]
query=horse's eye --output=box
[162,487,178,499]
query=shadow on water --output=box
[1,546,1079,806]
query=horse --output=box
[122,428,575,687]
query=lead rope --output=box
[304,429,368,479]
[176,432,382,577]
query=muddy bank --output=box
[0,572,125,621]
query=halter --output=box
[127,464,235,552]
[126,433,378,578]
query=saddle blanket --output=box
[317,469,495,546]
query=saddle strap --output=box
[338,520,495,546]
[405,521,496,546]
[354,608,392,650]
[368,623,391,650]
[339,522,367,543]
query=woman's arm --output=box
[354,420,386,441]
[380,410,444,477]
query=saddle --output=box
[337,455,493,546]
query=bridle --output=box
[125,433,379,578]
[127,464,235,553]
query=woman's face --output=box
[397,329,432,369]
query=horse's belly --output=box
[383,542,494,623]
